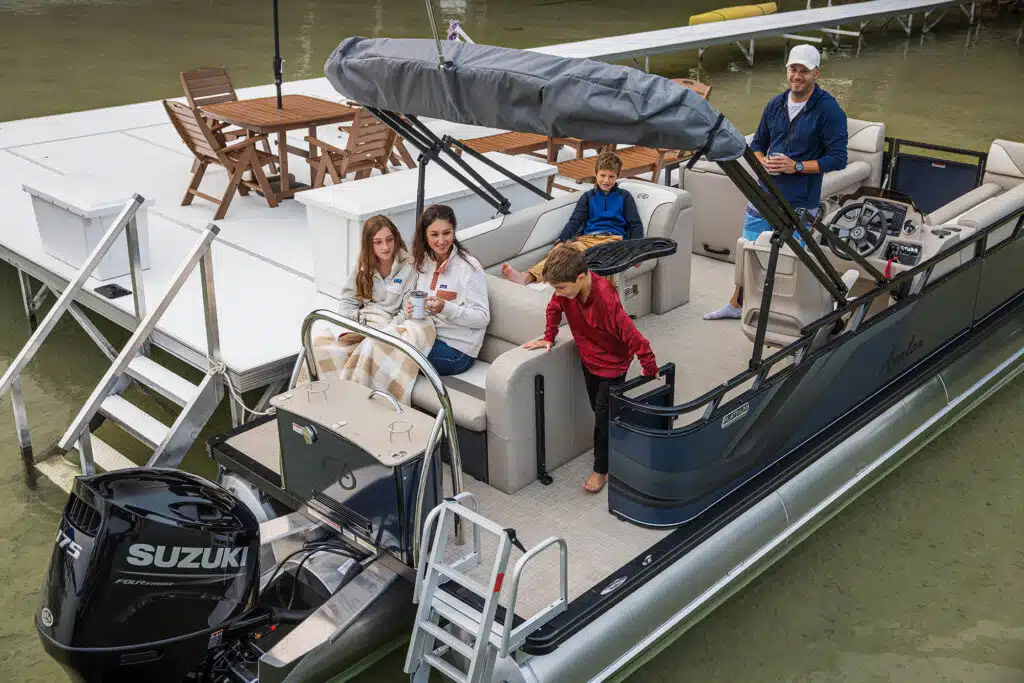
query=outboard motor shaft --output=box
[35,468,260,683]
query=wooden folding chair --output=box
[305,109,400,187]
[163,99,280,220]
[180,67,277,173]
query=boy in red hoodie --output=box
[523,245,659,493]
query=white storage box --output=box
[295,151,555,298]
[23,174,153,281]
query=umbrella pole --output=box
[273,0,283,109]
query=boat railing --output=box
[612,202,1024,427]
[0,195,149,477]
[294,309,466,552]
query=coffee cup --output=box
[767,151,785,176]
[410,290,427,319]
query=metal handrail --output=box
[413,409,447,566]
[297,309,466,540]
[1,194,146,477]
[500,536,569,657]
[0,195,144,398]
[612,202,1024,426]
[57,224,222,454]
[413,491,481,602]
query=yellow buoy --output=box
[689,2,777,25]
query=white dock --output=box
[0,77,503,393]
[529,0,973,62]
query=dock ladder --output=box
[1,194,226,489]
[405,493,568,683]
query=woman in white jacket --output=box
[338,215,415,329]
[405,204,491,375]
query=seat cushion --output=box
[410,373,487,432]
[983,139,1024,190]
[485,274,555,347]
[821,160,871,197]
[925,182,1003,226]
[956,182,1024,247]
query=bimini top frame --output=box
[322,36,881,367]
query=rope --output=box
[207,358,276,418]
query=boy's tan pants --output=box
[527,234,622,282]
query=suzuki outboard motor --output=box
[36,468,260,682]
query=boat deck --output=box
[220,252,752,617]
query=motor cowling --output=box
[36,468,260,682]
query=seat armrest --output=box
[482,328,591,494]
[734,237,749,287]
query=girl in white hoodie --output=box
[405,204,491,375]
[337,215,415,329]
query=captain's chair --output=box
[736,232,858,348]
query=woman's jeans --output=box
[427,339,474,376]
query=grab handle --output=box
[368,389,402,413]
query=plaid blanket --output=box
[296,318,436,405]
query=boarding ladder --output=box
[405,493,568,683]
[1,194,225,490]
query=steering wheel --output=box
[826,202,889,259]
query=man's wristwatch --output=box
[795,161,804,173]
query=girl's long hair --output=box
[411,204,474,272]
[355,215,408,301]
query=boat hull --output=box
[503,300,1023,683]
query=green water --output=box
[1,0,1022,680]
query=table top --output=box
[201,94,358,133]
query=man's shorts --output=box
[741,206,818,246]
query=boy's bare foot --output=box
[583,472,608,493]
[501,263,532,285]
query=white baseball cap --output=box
[787,44,821,70]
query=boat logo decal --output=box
[125,543,249,570]
[600,575,628,595]
[721,402,750,429]
[40,608,53,628]
[641,554,653,567]
[881,334,925,374]
[56,528,82,560]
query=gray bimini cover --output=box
[324,37,746,162]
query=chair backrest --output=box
[163,99,226,164]
[345,109,398,167]
[740,232,834,347]
[847,118,886,188]
[180,67,238,110]
[983,139,1024,191]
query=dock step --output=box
[35,435,136,493]
[99,395,170,449]
[89,434,137,473]
[127,355,200,407]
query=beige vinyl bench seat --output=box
[405,275,592,495]
[459,181,694,318]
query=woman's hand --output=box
[425,296,445,315]
[405,300,413,317]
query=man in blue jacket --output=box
[705,44,848,320]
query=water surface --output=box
[1,1,1022,680]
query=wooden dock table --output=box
[201,94,359,198]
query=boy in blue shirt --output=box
[502,151,644,286]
